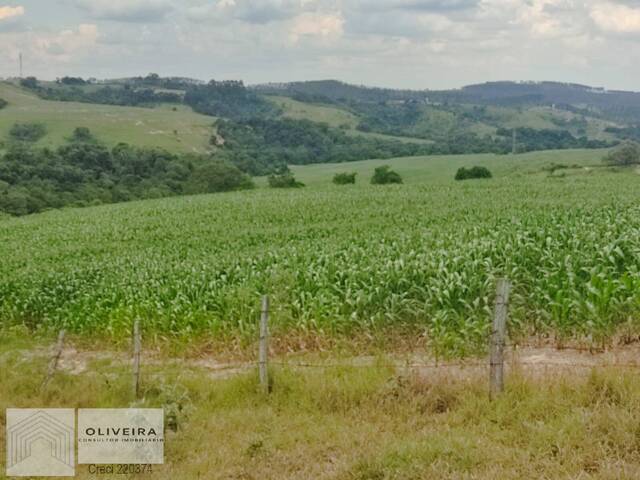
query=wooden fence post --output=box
[490,278,511,400]
[132,319,141,399]
[41,329,65,390]
[259,295,269,393]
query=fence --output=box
[40,277,640,401]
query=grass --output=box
[1,334,640,479]
[2,148,640,351]
[270,95,359,129]
[0,82,215,153]
[289,148,605,186]
[270,95,433,144]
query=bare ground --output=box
[19,341,640,381]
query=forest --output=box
[0,132,252,215]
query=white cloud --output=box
[3,0,640,91]
[0,23,99,69]
[290,12,344,42]
[591,2,640,34]
[0,5,24,20]
[75,0,171,22]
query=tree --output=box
[455,166,493,181]
[371,165,402,185]
[603,142,640,166]
[333,172,357,185]
[9,123,47,142]
[70,127,96,143]
[59,76,86,86]
[188,160,254,193]
[268,172,304,188]
[20,77,38,89]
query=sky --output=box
[0,0,639,91]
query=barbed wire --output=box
[269,360,640,370]
[505,343,614,352]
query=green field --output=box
[0,82,215,153]
[2,148,639,352]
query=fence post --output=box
[41,329,65,390]
[259,295,269,393]
[132,319,141,399]
[490,278,511,400]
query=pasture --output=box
[0,82,215,153]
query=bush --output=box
[268,173,305,188]
[189,160,254,193]
[20,77,38,89]
[371,165,402,185]
[9,123,47,143]
[454,166,492,181]
[70,127,96,143]
[0,98,7,110]
[603,142,640,166]
[333,172,357,185]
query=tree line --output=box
[0,130,252,216]
[20,77,181,107]
[214,117,436,175]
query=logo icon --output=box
[6,409,75,477]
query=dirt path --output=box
[20,343,640,381]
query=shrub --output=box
[603,142,640,166]
[9,123,47,143]
[70,127,96,143]
[189,160,254,193]
[0,98,7,110]
[455,166,492,181]
[333,172,357,185]
[20,77,38,89]
[371,165,402,185]
[268,173,305,188]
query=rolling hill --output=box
[256,80,621,143]
[0,82,215,153]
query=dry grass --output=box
[2,336,640,479]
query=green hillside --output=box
[3,148,640,352]
[288,148,606,186]
[257,81,623,144]
[270,95,433,144]
[0,82,215,153]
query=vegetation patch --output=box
[268,172,305,188]
[0,141,252,215]
[333,172,357,185]
[215,117,433,175]
[603,141,640,166]
[455,166,492,180]
[9,122,47,143]
[371,165,403,184]
[184,80,278,120]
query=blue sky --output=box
[1,0,639,90]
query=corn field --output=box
[1,166,639,352]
